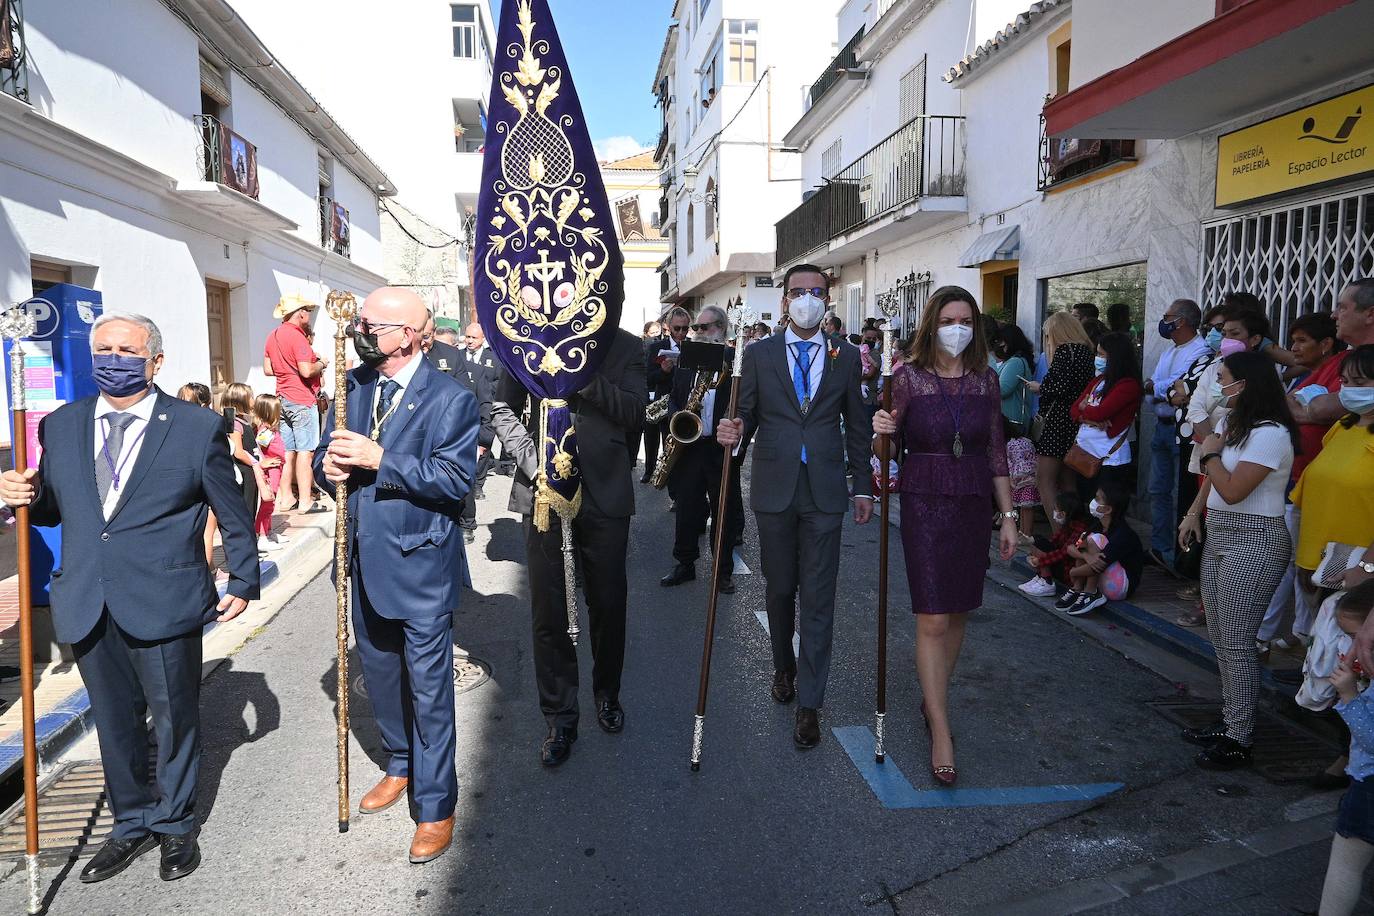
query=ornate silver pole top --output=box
[879,298,900,379]
[727,302,753,376]
[0,307,38,412]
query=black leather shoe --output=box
[157,832,201,881]
[540,727,578,767]
[660,563,695,587]
[794,707,821,749]
[80,834,158,883]
[1181,721,1226,746]
[596,698,624,734]
[638,473,652,484]
[771,670,796,704]
[463,529,476,545]
[717,575,736,595]
[474,486,486,501]
[1195,736,1252,770]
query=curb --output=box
[0,524,324,787]
[1007,556,1298,701]
[968,808,1337,915]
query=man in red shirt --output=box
[264,294,328,511]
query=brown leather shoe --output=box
[409,816,455,864]
[359,775,408,814]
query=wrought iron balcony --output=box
[195,114,260,200]
[808,26,865,109]
[1037,110,1136,191]
[776,115,965,268]
[1,0,29,102]
[319,197,351,259]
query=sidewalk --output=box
[975,805,1370,914]
[0,505,335,787]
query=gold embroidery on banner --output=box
[483,0,609,379]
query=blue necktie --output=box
[374,379,400,437]
[792,341,816,463]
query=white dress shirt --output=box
[783,326,827,404]
[1149,334,1208,419]
[93,390,157,519]
[372,352,424,417]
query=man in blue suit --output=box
[0,313,260,884]
[314,287,478,864]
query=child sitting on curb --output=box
[1055,479,1143,617]
[1018,491,1090,598]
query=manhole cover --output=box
[354,653,491,702]
[1149,697,1340,784]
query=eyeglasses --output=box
[352,318,413,337]
[786,287,828,300]
[690,322,721,332]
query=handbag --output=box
[1029,413,1046,443]
[1063,429,1128,479]
[1315,542,1368,591]
[1005,380,1031,439]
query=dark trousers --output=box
[74,611,202,839]
[643,421,664,480]
[525,508,630,729]
[671,441,743,575]
[351,558,457,823]
[460,450,495,529]
[754,465,844,710]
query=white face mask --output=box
[937,324,974,358]
[1089,498,1109,520]
[788,293,826,330]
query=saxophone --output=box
[649,368,719,489]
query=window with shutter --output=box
[899,58,926,125]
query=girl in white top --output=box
[1178,350,1299,771]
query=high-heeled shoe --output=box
[921,703,958,787]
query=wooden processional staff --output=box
[874,299,900,763]
[324,290,358,833]
[1,306,43,913]
[689,304,751,772]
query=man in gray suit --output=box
[717,264,874,749]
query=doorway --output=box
[206,279,233,388]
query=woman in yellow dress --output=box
[1293,345,1374,577]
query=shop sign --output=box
[1216,83,1373,208]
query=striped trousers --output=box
[1201,509,1290,746]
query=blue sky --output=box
[498,0,666,160]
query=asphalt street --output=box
[0,468,1329,914]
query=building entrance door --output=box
[206,280,233,387]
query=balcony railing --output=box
[195,114,260,199]
[1037,111,1136,191]
[1,0,29,103]
[776,115,965,268]
[654,123,669,160]
[808,26,865,109]
[319,197,351,259]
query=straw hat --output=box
[273,293,317,320]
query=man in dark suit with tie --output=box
[643,307,689,484]
[659,305,745,594]
[0,313,259,884]
[422,314,492,544]
[489,328,646,766]
[315,287,478,864]
[717,264,874,750]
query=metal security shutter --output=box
[846,282,864,331]
[899,57,926,125]
[1201,184,1374,342]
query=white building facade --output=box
[0,0,395,441]
[654,0,846,327]
[599,151,671,335]
[226,0,497,326]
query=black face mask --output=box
[352,326,393,367]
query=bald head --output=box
[464,322,485,352]
[359,286,426,375]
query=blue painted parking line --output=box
[833,725,1125,809]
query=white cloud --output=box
[593,135,651,163]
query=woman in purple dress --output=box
[874,286,1018,786]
